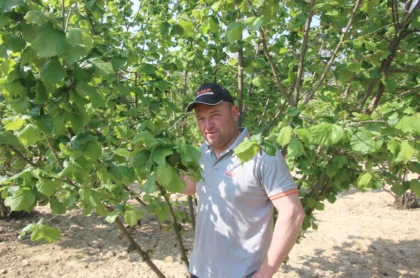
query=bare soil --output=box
[1,188,419,278]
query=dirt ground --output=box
[1,188,419,278]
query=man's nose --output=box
[205,118,213,129]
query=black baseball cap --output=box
[186,83,234,112]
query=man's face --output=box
[194,102,239,155]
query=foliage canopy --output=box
[0,0,419,274]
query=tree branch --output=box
[158,185,189,270]
[237,44,244,127]
[47,137,63,170]
[9,145,37,167]
[391,0,400,32]
[303,0,362,105]
[246,0,295,106]
[294,0,315,104]
[112,215,166,278]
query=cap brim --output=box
[186,99,223,112]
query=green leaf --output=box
[4,80,26,98]
[0,0,25,13]
[90,57,114,76]
[2,34,26,52]
[142,172,157,193]
[130,150,151,172]
[34,81,49,104]
[10,96,30,113]
[70,133,96,150]
[31,23,68,58]
[34,115,53,134]
[277,126,292,147]
[67,28,83,44]
[41,57,67,84]
[154,202,169,223]
[17,124,41,146]
[105,210,121,224]
[24,10,48,25]
[310,123,344,146]
[82,140,101,160]
[395,141,416,163]
[133,131,159,148]
[124,207,144,227]
[226,22,243,43]
[357,172,372,190]
[351,130,383,155]
[326,155,348,178]
[20,218,61,243]
[152,146,174,165]
[140,63,156,75]
[287,138,305,158]
[4,188,36,212]
[180,144,201,165]
[110,164,135,184]
[249,16,264,31]
[2,115,26,132]
[395,115,420,135]
[50,197,66,214]
[178,18,195,37]
[391,183,408,196]
[234,138,259,162]
[36,178,60,197]
[410,179,420,196]
[294,128,311,146]
[156,163,185,192]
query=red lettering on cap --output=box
[196,88,212,96]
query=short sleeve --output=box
[259,151,298,200]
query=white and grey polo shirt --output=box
[189,128,298,278]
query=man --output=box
[183,83,304,278]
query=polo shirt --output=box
[189,128,297,278]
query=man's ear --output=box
[232,105,239,121]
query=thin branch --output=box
[47,137,63,170]
[158,185,189,269]
[294,0,315,104]
[303,0,362,105]
[246,0,295,106]
[61,0,65,31]
[64,8,73,33]
[9,145,37,167]
[382,85,420,103]
[391,0,400,32]
[237,44,244,127]
[112,215,166,278]
[366,22,418,113]
[258,97,270,126]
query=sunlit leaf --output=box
[41,57,67,83]
[351,131,383,155]
[310,123,344,146]
[234,138,259,162]
[31,23,68,58]
[17,124,41,146]
[277,126,293,147]
[395,115,420,135]
[226,22,243,43]
[124,207,144,227]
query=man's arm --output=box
[182,175,197,195]
[253,193,305,278]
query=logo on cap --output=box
[196,88,214,97]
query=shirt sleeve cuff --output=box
[269,188,299,201]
